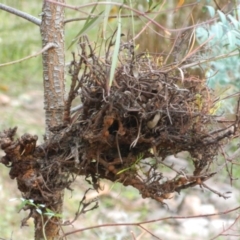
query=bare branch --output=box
[180,50,240,70]
[46,0,219,33]
[0,43,57,67]
[209,214,240,240]
[64,13,156,24]
[0,3,41,26]
[61,205,240,238]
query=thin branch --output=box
[180,50,240,70]
[64,14,146,24]
[47,0,219,33]
[139,225,161,240]
[132,0,167,41]
[209,214,240,240]
[0,3,41,26]
[0,43,57,67]
[61,205,240,238]
[201,183,231,199]
[213,0,222,11]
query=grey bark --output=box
[34,1,66,239]
[40,0,65,138]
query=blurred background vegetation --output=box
[0,0,240,239]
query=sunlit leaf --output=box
[103,2,112,39]
[109,11,122,92]
[204,5,215,18]
[36,208,42,215]
[217,10,227,25]
[227,14,240,29]
[211,24,223,39]
[227,31,236,47]
[44,212,55,217]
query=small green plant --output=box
[117,152,144,175]
[12,198,62,240]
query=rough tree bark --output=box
[0,1,66,239]
[41,0,65,135]
[35,0,65,239]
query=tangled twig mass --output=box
[1,36,239,210]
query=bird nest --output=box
[1,36,239,206]
[63,36,238,202]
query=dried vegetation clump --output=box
[0,36,239,207]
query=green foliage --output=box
[109,10,122,92]
[17,198,62,219]
[68,7,104,49]
[197,7,240,88]
[196,6,240,113]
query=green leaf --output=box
[196,27,209,42]
[227,31,236,47]
[147,0,153,10]
[68,10,104,49]
[36,208,42,215]
[103,2,112,40]
[44,212,55,217]
[227,14,240,29]
[117,166,131,175]
[204,5,215,18]
[217,10,227,25]
[46,208,53,213]
[117,152,143,175]
[18,201,28,211]
[44,212,63,218]
[211,23,223,39]
[108,11,122,93]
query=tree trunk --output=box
[35,0,65,239]
[40,0,65,136]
